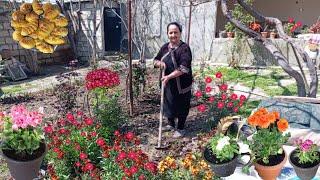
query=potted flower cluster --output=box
[0,105,46,180]
[289,139,320,180]
[225,22,235,38]
[247,107,290,180]
[195,71,247,127]
[284,17,302,37]
[203,134,239,177]
[158,153,214,179]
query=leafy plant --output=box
[194,71,247,127]
[284,17,302,37]
[294,139,319,164]
[225,22,235,32]
[208,134,239,163]
[158,154,214,180]
[0,105,44,158]
[247,108,290,164]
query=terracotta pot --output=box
[227,32,234,38]
[2,142,47,180]
[261,31,268,38]
[254,151,287,180]
[289,148,320,180]
[270,32,277,39]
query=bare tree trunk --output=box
[187,1,192,44]
[128,0,134,116]
[220,0,319,97]
[92,0,97,68]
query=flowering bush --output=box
[158,154,214,180]
[0,105,44,159]
[195,71,247,126]
[247,108,290,164]
[284,17,302,37]
[100,131,158,180]
[293,139,319,165]
[85,68,125,132]
[208,134,239,163]
[85,68,120,90]
[45,111,111,179]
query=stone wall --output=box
[0,1,74,68]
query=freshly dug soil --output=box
[257,152,285,166]
[290,149,320,168]
[2,142,46,161]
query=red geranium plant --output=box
[284,17,302,37]
[195,71,247,127]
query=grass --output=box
[200,66,298,96]
[238,100,261,117]
[2,83,37,94]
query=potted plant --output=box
[284,17,302,37]
[260,24,269,38]
[270,29,277,39]
[195,71,247,127]
[225,22,235,38]
[203,134,239,177]
[289,139,320,180]
[0,105,46,180]
[246,107,290,180]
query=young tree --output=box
[220,0,318,97]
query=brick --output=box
[0,37,5,45]
[3,23,10,28]
[5,37,14,44]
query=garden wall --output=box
[0,1,73,67]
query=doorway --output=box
[104,8,121,52]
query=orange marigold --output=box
[248,115,258,126]
[272,111,280,119]
[258,115,270,128]
[267,113,276,123]
[255,108,268,116]
[277,118,289,132]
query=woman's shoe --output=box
[162,125,174,131]
[172,129,185,138]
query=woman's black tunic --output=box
[154,41,193,118]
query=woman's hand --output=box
[154,60,166,69]
[161,75,170,87]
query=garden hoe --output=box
[155,68,170,150]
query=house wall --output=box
[0,1,73,66]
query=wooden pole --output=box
[92,0,97,68]
[128,0,134,116]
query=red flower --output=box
[90,132,97,137]
[208,96,215,103]
[85,68,120,90]
[219,84,228,91]
[125,132,134,141]
[44,125,53,134]
[296,21,302,27]
[238,101,244,107]
[205,77,212,83]
[195,90,202,98]
[127,151,138,161]
[129,166,139,175]
[138,175,146,180]
[230,93,238,100]
[117,152,127,161]
[197,104,206,112]
[221,93,227,100]
[288,17,294,23]
[66,113,75,121]
[75,162,81,167]
[96,138,106,147]
[80,131,87,137]
[114,130,120,137]
[84,163,94,171]
[215,71,222,78]
[65,139,71,145]
[79,152,88,160]
[233,107,239,113]
[145,162,157,174]
[239,95,246,101]
[58,128,67,135]
[205,86,212,93]
[77,111,84,116]
[227,102,234,108]
[84,118,93,126]
[217,101,225,109]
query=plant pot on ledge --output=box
[203,147,238,177]
[270,32,277,39]
[254,151,287,180]
[289,149,320,180]
[261,31,268,38]
[1,142,47,180]
[226,32,234,38]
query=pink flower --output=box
[215,72,222,78]
[129,166,139,175]
[197,104,206,112]
[205,86,212,93]
[296,21,302,27]
[217,101,225,109]
[117,152,127,161]
[144,162,157,174]
[84,118,93,126]
[288,17,294,23]
[195,90,202,98]
[66,112,75,121]
[239,95,246,101]
[208,96,215,103]
[84,163,94,171]
[127,151,138,161]
[230,93,238,100]
[125,132,134,141]
[219,84,228,91]
[96,138,106,147]
[205,77,212,83]
[233,107,239,113]
[114,130,120,137]
[79,152,88,160]
[75,161,81,167]
[227,102,234,108]
[44,125,53,134]
[221,93,227,100]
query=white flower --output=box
[216,136,230,151]
[238,142,251,153]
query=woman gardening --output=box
[154,22,193,138]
